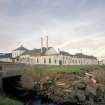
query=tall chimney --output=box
[41,37,43,53]
[46,36,48,51]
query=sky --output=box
[0,0,105,58]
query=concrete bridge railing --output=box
[0,62,26,78]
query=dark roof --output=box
[60,51,71,56]
[75,53,85,57]
[22,47,53,56]
[14,45,28,51]
[75,53,97,59]
[22,49,41,56]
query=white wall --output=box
[18,54,98,65]
[0,58,12,62]
[12,50,25,58]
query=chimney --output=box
[46,36,48,51]
[41,37,43,53]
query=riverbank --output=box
[20,65,105,105]
[2,65,105,105]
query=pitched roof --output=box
[75,53,97,59]
[22,47,53,56]
[22,49,41,56]
[60,51,71,56]
[14,45,28,51]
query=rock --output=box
[76,90,86,102]
[77,81,86,90]
[86,85,97,96]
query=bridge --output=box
[0,62,26,94]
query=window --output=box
[59,60,62,65]
[55,59,56,64]
[49,58,51,64]
[72,60,74,63]
[0,66,2,70]
[75,60,77,64]
[37,58,39,63]
[44,58,46,64]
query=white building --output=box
[12,37,98,65]
[13,47,98,65]
[12,45,28,58]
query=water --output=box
[31,100,82,105]
[31,99,54,105]
[31,98,55,105]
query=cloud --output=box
[0,0,105,58]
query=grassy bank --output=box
[21,65,103,85]
[26,65,102,77]
[20,65,105,104]
[0,96,23,105]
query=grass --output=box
[34,65,99,72]
[0,96,23,105]
[27,65,102,78]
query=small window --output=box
[59,60,62,65]
[0,66,2,70]
[37,58,39,63]
[55,59,56,64]
[44,58,46,64]
[49,58,51,64]
[72,60,74,63]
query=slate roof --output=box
[75,53,97,59]
[14,45,28,51]
[23,49,41,56]
[22,47,52,56]
[60,51,71,56]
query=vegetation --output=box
[25,65,102,77]
[20,65,105,90]
[0,96,23,105]
[20,65,105,104]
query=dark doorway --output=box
[59,60,62,65]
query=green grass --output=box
[34,65,95,72]
[25,65,105,79]
[30,65,101,77]
[44,65,88,72]
[0,96,23,105]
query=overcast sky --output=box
[0,0,105,58]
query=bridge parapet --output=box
[0,62,26,78]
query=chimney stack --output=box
[41,37,43,53]
[46,36,48,50]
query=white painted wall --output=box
[18,54,98,66]
[0,58,12,62]
[12,50,25,58]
